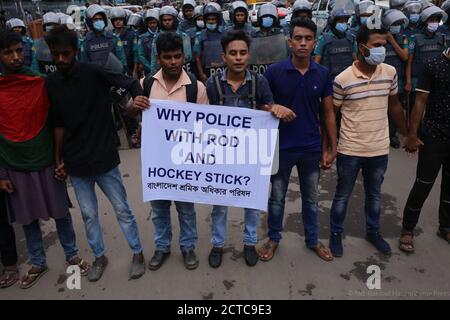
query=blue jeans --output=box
[71,166,143,258]
[22,214,78,268]
[150,200,197,252]
[330,154,389,235]
[211,206,260,247]
[268,150,321,248]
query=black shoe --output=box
[366,233,391,256]
[329,233,343,257]
[244,245,258,266]
[208,247,223,268]
[182,249,199,270]
[148,250,170,271]
[88,255,108,282]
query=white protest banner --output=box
[141,99,279,211]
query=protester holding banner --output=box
[0,30,88,289]
[45,26,145,282]
[204,30,296,268]
[259,18,337,262]
[130,32,208,271]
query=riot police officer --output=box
[406,5,446,99]
[179,0,197,38]
[438,0,450,45]
[314,6,356,80]
[248,3,288,75]
[33,12,60,75]
[382,9,410,148]
[127,13,144,34]
[150,6,193,75]
[349,0,377,37]
[137,9,160,76]
[195,3,226,82]
[291,0,313,20]
[5,18,36,70]
[402,0,423,37]
[193,5,205,31]
[79,4,127,67]
[390,0,408,10]
[227,1,254,35]
[110,7,138,76]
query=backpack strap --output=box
[185,72,198,103]
[213,73,226,105]
[143,74,155,97]
[248,70,258,109]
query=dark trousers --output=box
[402,135,450,233]
[0,192,18,267]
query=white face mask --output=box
[427,22,440,33]
[196,20,205,29]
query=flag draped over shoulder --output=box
[0,71,54,172]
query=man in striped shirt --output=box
[329,27,408,257]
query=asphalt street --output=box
[1,144,449,300]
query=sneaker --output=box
[208,247,223,269]
[88,256,108,282]
[366,233,391,255]
[182,250,199,270]
[329,233,343,257]
[129,252,145,279]
[244,245,258,266]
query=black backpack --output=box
[142,72,198,103]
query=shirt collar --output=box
[284,56,318,72]
[351,61,382,80]
[153,69,192,94]
[220,68,252,83]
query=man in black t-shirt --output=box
[399,47,450,253]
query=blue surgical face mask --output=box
[427,22,440,33]
[363,45,386,65]
[409,14,420,24]
[262,17,274,28]
[335,22,348,33]
[360,16,368,26]
[390,25,401,34]
[93,20,105,31]
[206,23,217,31]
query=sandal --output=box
[399,230,415,253]
[68,257,90,276]
[0,266,19,289]
[309,243,334,262]
[258,240,279,262]
[436,230,450,244]
[19,266,48,289]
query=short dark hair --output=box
[289,17,317,38]
[221,30,251,53]
[156,32,184,55]
[45,25,78,50]
[0,30,22,50]
[356,26,387,45]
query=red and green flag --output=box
[0,71,54,172]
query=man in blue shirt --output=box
[259,18,337,262]
[205,30,295,269]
